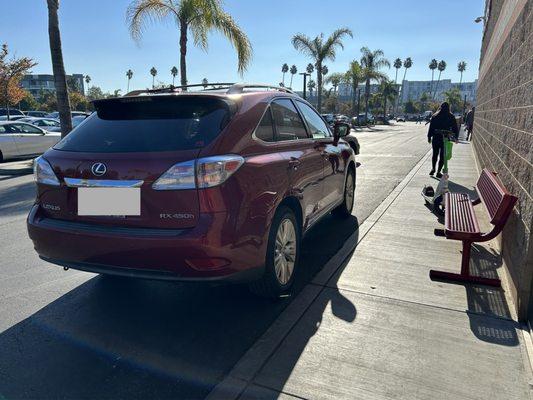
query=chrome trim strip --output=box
[64,178,144,188]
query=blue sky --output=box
[4,0,485,93]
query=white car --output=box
[0,121,61,162]
[18,117,62,132]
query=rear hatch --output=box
[39,95,233,229]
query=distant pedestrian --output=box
[465,106,475,141]
[427,102,459,178]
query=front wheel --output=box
[249,206,300,298]
[333,168,355,217]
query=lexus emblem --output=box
[91,163,107,176]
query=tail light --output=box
[152,155,244,190]
[34,156,60,186]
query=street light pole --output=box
[299,72,311,99]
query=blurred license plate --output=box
[78,188,140,216]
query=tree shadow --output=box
[0,213,360,399]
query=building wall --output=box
[474,0,532,321]
[20,74,85,100]
[398,79,478,105]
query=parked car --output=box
[321,113,335,127]
[71,114,89,128]
[45,111,90,119]
[18,117,62,132]
[27,84,356,298]
[0,108,25,120]
[396,116,406,122]
[0,115,26,121]
[352,113,374,126]
[334,114,350,124]
[26,111,49,118]
[0,121,61,162]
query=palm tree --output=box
[289,64,297,88]
[84,75,91,95]
[325,72,343,94]
[397,57,412,111]
[457,61,467,86]
[281,63,289,86]
[393,58,402,84]
[291,28,353,112]
[202,78,208,88]
[429,58,438,96]
[343,60,363,115]
[360,46,390,117]
[170,66,178,86]
[321,65,329,76]
[307,79,316,99]
[433,60,446,99]
[46,0,72,137]
[379,78,398,118]
[306,63,314,74]
[126,69,133,92]
[127,0,252,88]
[150,67,157,88]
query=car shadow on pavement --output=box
[0,215,359,399]
[0,180,35,218]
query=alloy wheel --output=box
[274,218,297,285]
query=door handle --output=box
[288,157,301,169]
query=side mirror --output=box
[333,121,350,141]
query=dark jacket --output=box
[428,112,459,143]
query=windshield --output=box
[53,96,232,153]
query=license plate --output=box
[78,188,140,216]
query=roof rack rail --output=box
[125,83,236,97]
[226,83,294,94]
[124,82,293,97]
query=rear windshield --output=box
[54,96,232,153]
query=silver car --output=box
[0,122,61,162]
[18,117,62,132]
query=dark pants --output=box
[432,140,445,172]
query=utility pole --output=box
[462,94,467,116]
[299,72,311,99]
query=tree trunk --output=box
[179,20,188,89]
[47,0,72,138]
[290,74,294,88]
[430,70,434,97]
[383,96,387,119]
[364,78,370,118]
[316,62,323,112]
[351,82,357,116]
[282,73,285,86]
[434,71,442,100]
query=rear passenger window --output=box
[271,99,308,141]
[255,107,275,142]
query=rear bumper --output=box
[27,205,267,281]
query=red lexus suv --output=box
[27,84,356,297]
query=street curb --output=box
[0,167,33,176]
[206,148,433,400]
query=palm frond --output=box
[210,11,253,74]
[126,0,178,42]
[321,27,353,60]
[292,34,318,60]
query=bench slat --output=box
[445,192,480,239]
[476,169,506,223]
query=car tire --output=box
[249,206,300,298]
[0,150,3,163]
[333,168,355,217]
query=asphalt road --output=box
[0,122,429,399]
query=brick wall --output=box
[474,0,532,321]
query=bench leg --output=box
[430,241,501,287]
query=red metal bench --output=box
[430,169,517,287]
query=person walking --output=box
[427,102,459,178]
[464,106,475,141]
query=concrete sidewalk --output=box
[209,138,533,399]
